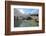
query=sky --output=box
[17,8,39,14]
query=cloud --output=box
[18,8,39,14]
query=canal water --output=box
[14,19,39,27]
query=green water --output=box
[14,20,39,27]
